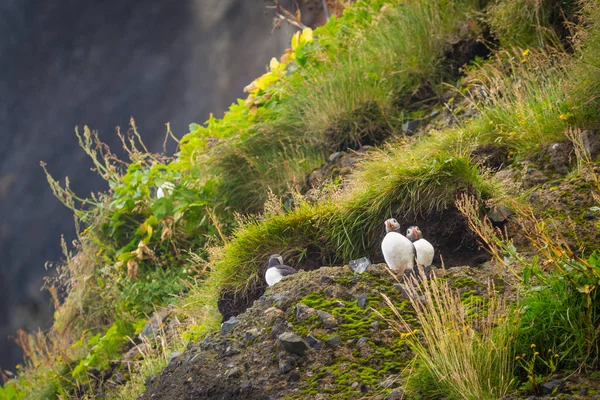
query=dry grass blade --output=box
[383,270,515,400]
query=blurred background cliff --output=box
[0,0,327,370]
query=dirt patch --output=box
[444,27,493,76]
[325,101,393,152]
[380,206,491,268]
[471,144,510,171]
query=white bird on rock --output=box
[406,226,435,267]
[265,254,297,286]
[381,218,415,273]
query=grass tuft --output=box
[385,271,516,400]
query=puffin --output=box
[381,218,415,272]
[156,181,175,199]
[265,254,297,286]
[406,225,435,267]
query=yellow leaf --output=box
[280,52,292,64]
[244,94,255,107]
[300,27,313,44]
[243,80,258,94]
[269,57,280,71]
[291,31,300,50]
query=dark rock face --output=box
[0,0,292,369]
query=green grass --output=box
[486,0,566,49]
[208,0,484,214]
[569,0,600,124]
[513,275,596,375]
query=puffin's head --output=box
[406,226,422,241]
[268,254,284,267]
[384,218,401,233]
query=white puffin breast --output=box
[381,232,415,272]
[413,239,434,267]
[265,267,284,286]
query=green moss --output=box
[452,276,478,289]
[284,269,416,399]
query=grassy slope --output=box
[2,0,600,399]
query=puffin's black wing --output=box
[276,265,298,276]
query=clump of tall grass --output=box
[486,0,566,49]
[569,0,600,124]
[451,47,572,157]
[384,271,516,400]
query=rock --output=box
[325,335,341,348]
[306,333,322,349]
[295,304,317,322]
[349,257,371,273]
[357,337,373,357]
[579,388,589,396]
[287,370,301,382]
[393,283,411,298]
[379,374,399,389]
[522,166,548,187]
[145,374,156,387]
[278,332,309,355]
[224,346,240,357]
[239,381,252,393]
[584,212,595,220]
[264,307,285,325]
[226,367,242,380]
[495,169,516,183]
[201,336,215,350]
[548,142,572,174]
[123,342,151,362]
[110,371,126,385]
[139,305,175,339]
[329,151,342,163]
[402,119,421,135]
[220,316,238,335]
[360,383,369,393]
[169,351,182,365]
[273,291,293,309]
[356,293,367,309]
[278,352,297,373]
[581,129,600,158]
[486,205,513,224]
[244,329,259,344]
[317,310,338,329]
[539,379,564,395]
[370,321,380,331]
[270,317,287,339]
[386,390,404,400]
